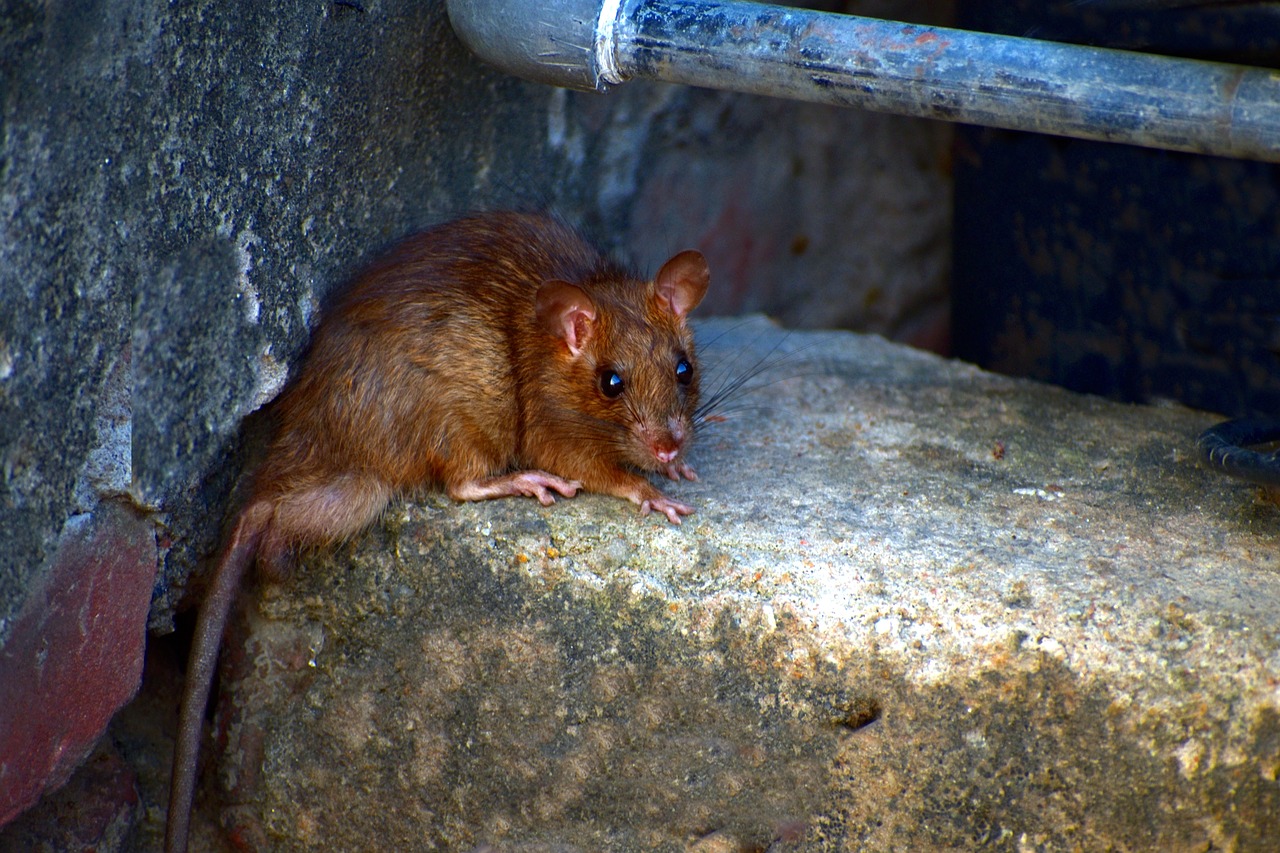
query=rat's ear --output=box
[536,280,598,356]
[654,250,709,319]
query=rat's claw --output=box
[641,496,694,525]
[663,462,699,482]
[523,473,581,505]
[452,471,581,506]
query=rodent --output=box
[165,210,710,852]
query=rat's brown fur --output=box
[165,211,709,852]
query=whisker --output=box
[695,333,821,425]
[693,316,770,351]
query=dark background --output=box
[953,0,1280,417]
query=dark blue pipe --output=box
[448,0,1280,162]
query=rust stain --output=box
[914,30,951,63]
[1221,68,1244,103]
[1217,68,1245,137]
[799,19,839,44]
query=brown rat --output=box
[165,210,710,852]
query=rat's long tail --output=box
[165,502,271,853]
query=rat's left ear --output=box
[654,250,709,319]
[536,279,598,356]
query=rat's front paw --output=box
[663,461,699,482]
[640,495,695,525]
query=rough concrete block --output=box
[196,319,1280,850]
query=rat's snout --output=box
[637,418,688,465]
[654,446,679,464]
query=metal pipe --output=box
[447,0,1280,162]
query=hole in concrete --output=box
[833,696,882,732]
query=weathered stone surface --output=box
[206,318,1280,850]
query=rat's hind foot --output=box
[449,471,582,506]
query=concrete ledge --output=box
[207,317,1280,850]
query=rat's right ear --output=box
[536,280,598,357]
[655,250,709,319]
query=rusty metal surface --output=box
[618,0,1280,161]
[448,0,1280,162]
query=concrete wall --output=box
[0,0,951,826]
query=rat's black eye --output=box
[600,368,625,399]
[675,357,693,386]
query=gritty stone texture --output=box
[202,319,1280,851]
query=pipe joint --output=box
[447,0,621,92]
